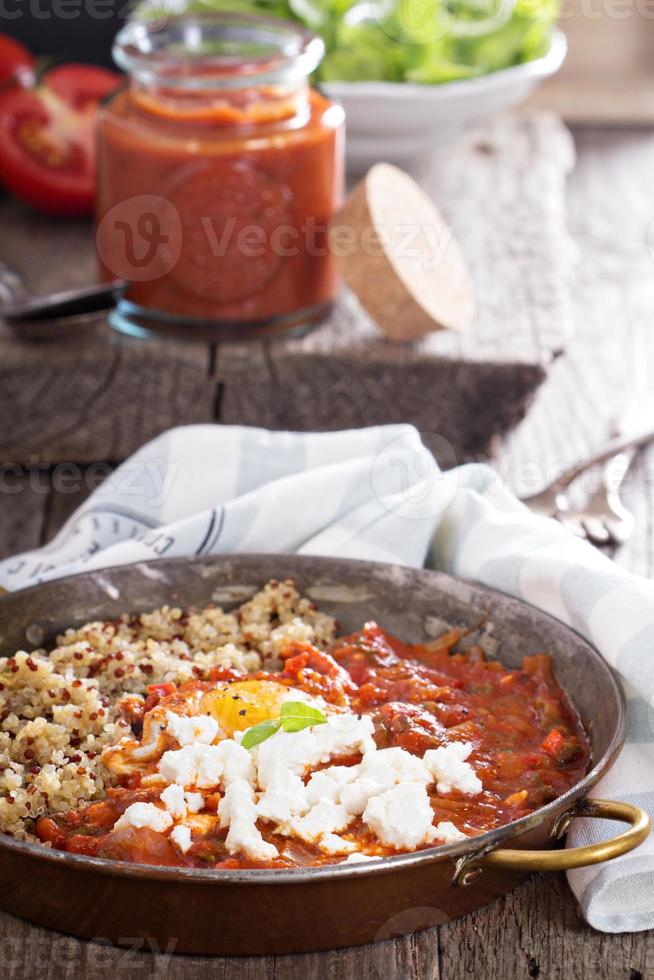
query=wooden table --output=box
[1,126,654,978]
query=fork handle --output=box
[551,427,654,493]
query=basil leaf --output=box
[241,703,327,748]
[280,701,328,733]
[241,718,282,750]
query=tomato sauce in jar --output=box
[96,13,344,340]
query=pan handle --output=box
[478,798,650,875]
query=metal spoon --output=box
[1,276,126,323]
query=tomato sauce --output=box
[37,623,590,869]
[95,16,344,337]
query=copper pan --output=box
[0,555,648,954]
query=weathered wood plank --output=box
[39,469,97,543]
[503,126,654,574]
[218,344,545,462]
[440,873,654,980]
[0,324,216,467]
[0,910,440,980]
[0,465,48,562]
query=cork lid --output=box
[329,163,474,341]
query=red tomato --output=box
[0,35,35,88]
[45,64,121,109]
[0,63,121,215]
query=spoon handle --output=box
[1,279,127,323]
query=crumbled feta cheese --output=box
[305,767,357,807]
[219,779,278,862]
[320,833,358,854]
[255,713,375,792]
[432,821,468,845]
[311,713,377,761]
[366,747,431,784]
[170,824,193,854]
[340,761,397,816]
[166,711,220,746]
[255,728,319,785]
[158,739,254,789]
[159,744,223,788]
[305,747,431,819]
[155,711,475,861]
[214,739,256,786]
[160,783,187,819]
[256,765,309,824]
[185,791,204,813]
[286,800,353,842]
[217,779,252,830]
[114,802,173,834]
[423,742,482,796]
[344,852,375,863]
[363,783,435,849]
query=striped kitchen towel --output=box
[0,423,652,933]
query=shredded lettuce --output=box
[140,0,559,83]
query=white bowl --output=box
[323,30,566,171]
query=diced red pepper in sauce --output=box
[35,625,590,869]
[542,728,565,757]
[143,682,176,714]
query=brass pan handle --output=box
[480,799,650,874]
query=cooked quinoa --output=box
[0,579,335,841]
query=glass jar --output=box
[96,13,345,340]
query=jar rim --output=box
[113,12,325,90]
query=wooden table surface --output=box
[1,126,654,978]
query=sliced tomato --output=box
[0,35,35,89]
[45,64,121,110]
[0,63,121,216]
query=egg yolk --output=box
[200,680,290,736]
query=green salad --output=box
[148,0,559,84]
